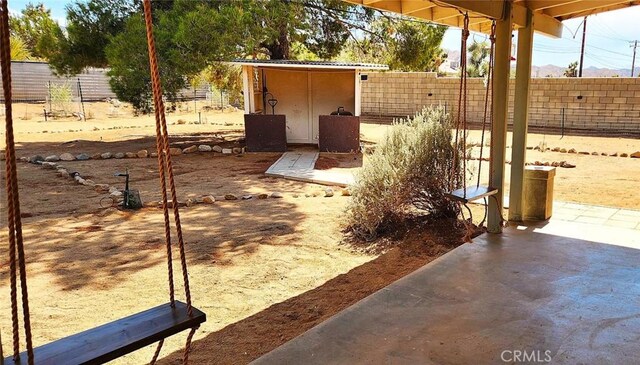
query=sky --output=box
[8,1,640,70]
[442,6,640,70]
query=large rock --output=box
[114,152,125,159]
[202,195,215,204]
[257,193,268,199]
[137,150,149,158]
[169,147,182,156]
[101,152,113,159]
[224,194,238,200]
[44,155,60,162]
[270,192,283,199]
[222,148,233,154]
[95,184,110,193]
[324,188,334,197]
[620,153,629,157]
[183,145,198,154]
[76,153,90,161]
[125,152,136,158]
[630,151,640,158]
[60,152,75,161]
[232,147,243,154]
[29,155,44,164]
[212,145,223,153]
[198,145,212,152]
[42,162,57,169]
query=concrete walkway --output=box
[253,220,640,364]
[265,151,355,187]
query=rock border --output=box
[10,144,246,163]
[25,158,348,211]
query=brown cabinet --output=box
[244,114,287,152]
[318,115,360,153]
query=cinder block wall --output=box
[361,72,640,132]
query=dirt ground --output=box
[0,102,638,364]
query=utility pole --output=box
[631,40,638,77]
[578,16,587,77]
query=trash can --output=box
[523,166,556,221]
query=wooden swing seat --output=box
[446,185,498,204]
[3,301,206,365]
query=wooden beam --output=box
[400,0,436,14]
[554,1,640,20]
[509,8,534,222]
[361,0,403,12]
[513,3,563,38]
[434,0,505,19]
[488,0,512,233]
[525,0,580,10]
[543,0,632,17]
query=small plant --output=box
[347,106,461,239]
[48,82,73,117]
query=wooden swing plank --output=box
[4,301,206,365]
[446,185,498,204]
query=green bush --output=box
[347,106,461,239]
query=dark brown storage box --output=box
[318,115,360,153]
[244,114,287,152]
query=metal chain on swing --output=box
[141,0,197,363]
[0,0,35,364]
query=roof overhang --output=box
[343,1,640,38]
[230,59,389,71]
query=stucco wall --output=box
[360,72,640,133]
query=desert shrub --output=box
[347,106,461,239]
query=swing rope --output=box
[451,14,470,197]
[1,0,35,363]
[477,21,496,188]
[1,0,198,363]
[141,0,196,362]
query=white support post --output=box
[488,1,513,233]
[509,9,535,222]
[242,66,251,114]
[354,71,362,116]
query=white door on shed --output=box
[263,68,311,143]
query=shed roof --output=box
[230,59,389,70]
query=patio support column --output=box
[508,9,534,222]
[488,1,513,233]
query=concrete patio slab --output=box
[265,151,355,187]
[253,221,640,365]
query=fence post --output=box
[561,107,565,139]
[47,81,52,113]
[77,78,86,122]
[220,89,223,109]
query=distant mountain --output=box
[445,49,640,77]
[531,64,640,77]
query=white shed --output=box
[232,60,388,144]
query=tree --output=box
[49,0,137,75]
[106,13,188,113]
[564,61,578,77]
[342,17,448,72]
[9,3,62,60]
[467,40,490,77]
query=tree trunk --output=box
[265,24,290,59]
